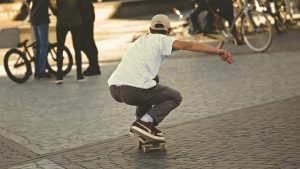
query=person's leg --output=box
[144,85,182,126]
[109,85,122,102]
[89,24,100,70]
[82,23,101,76]
[70,26,84,80]
[135,75,159,119]
[119,84,182,126]
[189,8,200,34]
[32,25,39,76]
[117,84,181,140]
[189,6,206,34]
[36,23,49,75]
[136,105,152,120]
[214,0,244,45]
[109,84,182,140]
[81,25,89,62]
[56,26,68,82]
[110,85,152,119]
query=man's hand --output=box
[217,49,233,64]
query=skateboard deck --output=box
[131,130,167,153]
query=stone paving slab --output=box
[0,25,299,169]
[0,135,38,166]
[8,159,64,169]
[3,97,299,169]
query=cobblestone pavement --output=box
[0,47,300,168]
[0,19,300,169]
[2,97,300,169]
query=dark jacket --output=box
[55,0,82,28]
[81,0,95,24]
[26,0,50,25]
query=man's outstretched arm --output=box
[172,40,233,64]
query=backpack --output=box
[196,10,216,33]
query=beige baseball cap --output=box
[150,14,170,31]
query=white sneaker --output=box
[55,80,63,85]
[77,76,86,83]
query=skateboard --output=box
[132,133,167,153]
[137,136,167,153]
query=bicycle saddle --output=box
[17,40,29,48]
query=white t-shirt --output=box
[108,33,176,89]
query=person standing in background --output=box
[53,0,85,84]
[189,0,244,45]
[26,0,52,78]
[81,0,101,76]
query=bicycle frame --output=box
[225,0,256,40]
[12,42,36,69]
[23,42,36,62]
[16,41,58,67]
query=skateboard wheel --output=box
[138,141,142,150]
[161,144,167,152]
[142,146,149,153]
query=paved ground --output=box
[3,97,300,169]
[0,33,300,168]
[0,5,300,168]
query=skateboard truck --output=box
[138,136,167,153]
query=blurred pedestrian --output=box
[25,0,52,78]
[189,0,244,45]
[206,0,244,45]
[53,0,85,84]
[81,0,101,76]
[108,14,233,141]
[189,0,207,34]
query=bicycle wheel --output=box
[241,11,273,52]
[46,43,73,76]
[4,48,31,84]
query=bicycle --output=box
[171,0,273,52]
[255,0,288,33]
[254,0,299,33]
[4,40,73,84]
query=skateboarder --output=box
[108,14,233,141]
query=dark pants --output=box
[56,26,82,79]
[109,84,182,126]
[189,4,207,33]
[189,0,208,32]
[81,23,100,70]
[32,23,49,75]
[207,0,234,25]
